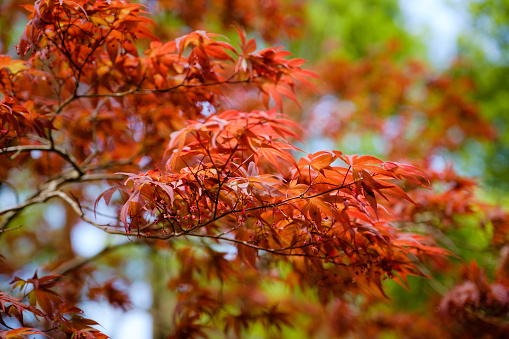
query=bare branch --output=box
[0,144,83,175]
[0,171,124,230]
[75,76,256,99]
[79,173,126,182]
[51,241,138,276]
[0,224,23,233]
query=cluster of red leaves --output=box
[0,56,54,147]
[0,96,53,145]
[163,246,297,338]
[0,0,315,173]
[114,107,449,295]
[17,0,313,107]
[389,165,481,228]
[87,279,131,312]
[487,208,509,248]
[0,56,27,94]
[309,43,496,158]
[439,260,509,337]
[18,0,155,60]
[390,163,509,252]
[1,272,108,339]
[150,0,306,43]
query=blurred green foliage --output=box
[294,0,424,61]
[456,0,509,191]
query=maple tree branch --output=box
[0,168,74,219]
[0,144,83,175]
[83,149,144,172]
[181,232,347,262]
[51,72,253,116]
[149,177,356,240]
[0,188,73,230]
[68,213,349,264]
[46,190,114,231]
[235,181,355,215]
[0,225,23,233]
[85,178,356,240]
[213,143,240,219]
[0,173,124,231]
[75,76,259,99]
[54,93,77,115]
[48,189,151,237]
[111,227,352,265]
[66,180,359,262]
[51,241,138,277]
[0,156,127,231]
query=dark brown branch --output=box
[1,144,83,175]
[51,241,138,276]
[0,224,23,233]
[75,77,257,99]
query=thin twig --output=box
[51,241,138,276]
[0,225,23,233]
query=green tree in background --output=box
[451,0,509,192]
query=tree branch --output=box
[0,172,125,230]
[75,76,258,99]
[0,224,22,233]
[0,144,83,175]
[51,241,138,276]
